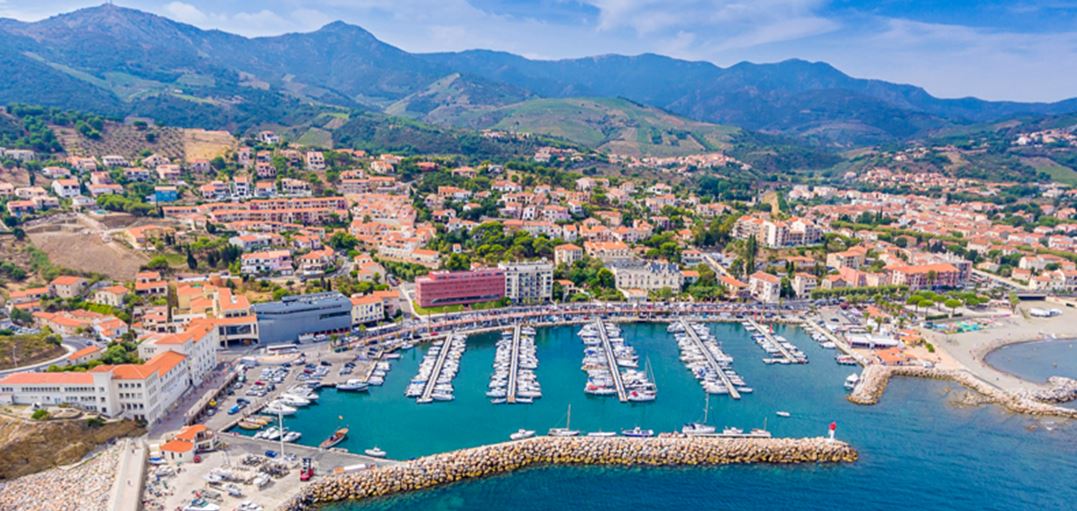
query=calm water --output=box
[241,323,1077,510]
[985,339,1077,383]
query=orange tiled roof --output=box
[0,372,94,385]
[160,439,194,453]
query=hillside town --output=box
[1,121,1075,511]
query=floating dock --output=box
[419,338,458,402]
[595,320,628,402]
[745,317,806,364]
[506,324,522,404]
[679,320,740,400]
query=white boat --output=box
[683,394,716,435]
[337,379,369,392]
[282,431,302,443]
[776,411,791,418]
[510,428,536,441]
[844,373,860,390]
[586,431,617,437]
[548,404,580,437]
[278,394,311,407]
[364,447,387,458]
[682,423,716,435]
[263,402,296,416]
[621,426,655,438]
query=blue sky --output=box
[1,1,1075,102]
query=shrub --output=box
[31,409,49,421]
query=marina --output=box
[671,319,745,399]
[488,324,542,404]
[406,334,466,404]
[743,318,808,364]
[578,320,657,403]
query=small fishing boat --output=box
[776,411,791,418]
[319,428,349,449]
[621,426,655,438]
[364,447,387,458]
[510,428,536,441]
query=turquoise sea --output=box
[243,323,1077,510]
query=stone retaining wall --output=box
[281,436,857,510]
[848,364,1077,419]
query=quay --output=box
[802,319,868,365]
[745,317,805,364]
[283,436,858,510]
[350,302,809,350]
[506,324,522,404]
[679,320,740,400]
[595,320,628,402]
[420,337,459,402]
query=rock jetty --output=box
[1023,376,1077,404]
[281,436,857,510]
[848,364,1077,419]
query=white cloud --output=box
[800,17,1077,101]
[163,1,206,25]
[147,3,331,36]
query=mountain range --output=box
[1,4,1076,149]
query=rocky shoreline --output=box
[280,436,857,510]
[848,364,1077,419]
[1023,376,1077,404]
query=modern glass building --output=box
[252,292,352,344]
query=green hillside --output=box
[449,97,741,157]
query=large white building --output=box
[749,271,782,303]
[734,215,822,248]
[498,261,554,304]
[609,261,684,293]
[0,320,218,425]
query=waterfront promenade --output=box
[353,301,808,351]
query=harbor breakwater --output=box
[848,365,1077,419]
[280,436,857,510]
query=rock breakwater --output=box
[848,365,1077,419]
[281,436,857,510]
[1023,376,1077,404]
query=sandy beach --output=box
[926,305,1077,394]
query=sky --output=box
[1,0,1075,102]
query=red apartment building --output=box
[415,269,506,308]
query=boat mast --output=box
[278,408,285,458]
[703,393,709,424]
